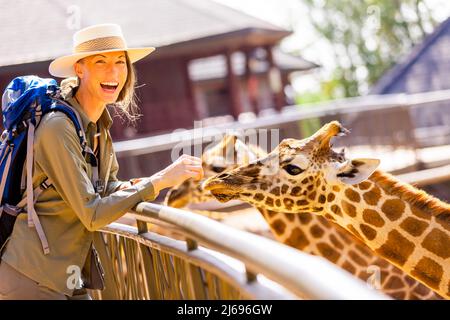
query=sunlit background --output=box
[1,0,449,301]
[215,0,450,100]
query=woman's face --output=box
[74,51,128,105]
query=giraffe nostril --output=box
[217,173,229,179]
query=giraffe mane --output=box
[369,170,450,222]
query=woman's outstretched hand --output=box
[150,154,203,194]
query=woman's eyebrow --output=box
[92,54,125,60]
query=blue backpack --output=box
[0,76,97,255]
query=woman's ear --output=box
[336,158,380,185]
[74,61,84,79]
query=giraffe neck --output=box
[256,206,442,299]
[324,170,450,298]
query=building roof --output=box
[0,0,291,67]
[189,48,319,81]
[371,18,450,94]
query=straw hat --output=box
[49,23,155,78]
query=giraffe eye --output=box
[211,166,226,173]
[283,164,304,175]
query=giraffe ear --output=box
[337,158,380,185]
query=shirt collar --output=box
[62,87,113,131]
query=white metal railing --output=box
[125,202,390,300]
[397,164,450,186]
[99,222,297,300]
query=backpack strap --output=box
[16,176,53,209]
[25,120,50,255]
[0,145,13,217]
[16,99,100,255]
[50,99,101,192]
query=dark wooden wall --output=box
[127,57,197,138]
[0,57,197,141]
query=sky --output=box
[213,0,450,95]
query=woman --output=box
[0,24,203,300]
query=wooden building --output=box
[0,0,317,140]
[370,17,450,140]
[371,17,450,95]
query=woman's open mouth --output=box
[100,82,119,94]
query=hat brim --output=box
[49,47,155,78]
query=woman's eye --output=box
[211,166,226,173]
[283,164,304,175]
[116,61,126,64]
[96,60,106,64]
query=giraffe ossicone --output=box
[203,121,450,299]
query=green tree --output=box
[302,0,438,97]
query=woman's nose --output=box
[106,64,121,77]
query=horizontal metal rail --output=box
[397,164,450,186]
[128,202,390,300]
[114,90,450,158]
[100,222,296,300]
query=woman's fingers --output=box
[185,165,202,171]
[151,155,204,191]
[186,169,203,180]
[184,154,200,160]
[180,155,201,165]
[186,166,203,174]
[182,159,201,166]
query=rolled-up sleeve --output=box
[103,145,127,196]
[34,113,158,231]
[103,144,150,196]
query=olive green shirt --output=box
[1,89,158,296]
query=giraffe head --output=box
[165,133,266,208]
[203,121,381,214]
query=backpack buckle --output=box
[40,179,52,190]
[11,128,18,138]
[2,204,22,217]
[94,180,104,194]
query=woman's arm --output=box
[102,147,131,195]
[34,112,201,231]
[104,144,201,196]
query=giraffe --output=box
[165,134,265,221]
[166,134,442,299]
[165,134,264,209]
[203,121,450,299]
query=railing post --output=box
[137,220,148,234]
[245,268,257,283]
[130,202,390,299]
[186,238,198,251]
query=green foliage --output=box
[302,0,437,97]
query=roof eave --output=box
[144,27,292,60]
[370,17,450,94]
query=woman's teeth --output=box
[100,82,118,92]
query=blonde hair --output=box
[60,52,141,125]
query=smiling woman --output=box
[82,53,126,95]
[73,51,134,123]
[0,24,204,300]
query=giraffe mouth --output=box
[165,179,193,208]
[202,180,241,203]
[210,189,239,202]
[165,191,189,208]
